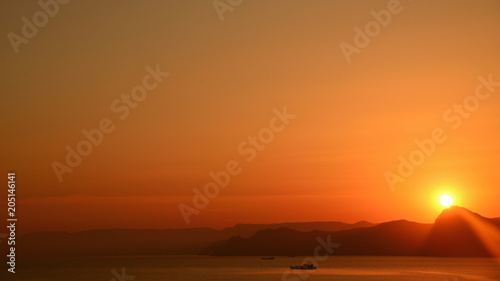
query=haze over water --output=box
[18,256,500,281]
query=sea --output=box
[12,255,500,281]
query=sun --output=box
[440,195,454,207]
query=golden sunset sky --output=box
[1,0,499,233]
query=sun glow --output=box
[440,195,454,207]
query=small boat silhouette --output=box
[290,263,316,270]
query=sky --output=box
[1,0,499,233]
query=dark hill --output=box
[422,206,500,257]
[201,207,500,257]
[15,221,373,257]
[201,220,432,256]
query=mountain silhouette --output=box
[422,206,500,257]
[11,207,500,257]
[221,221,374,238]
[15,221,372,257]
[18,227,226,257]
[202,207,500,257]
[201,220,433,256]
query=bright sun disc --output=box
[440,195,453,207]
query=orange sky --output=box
[1,0,499,234]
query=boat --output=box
[261,257,274,260]
[290,263,316,270]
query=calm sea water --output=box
[13,256,500,281]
